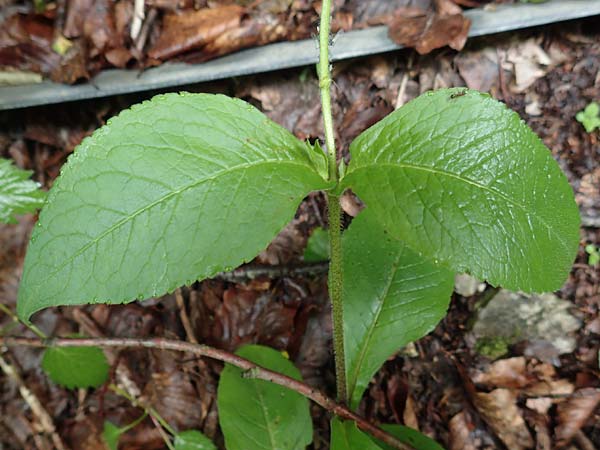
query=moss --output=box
[475,336,510,359]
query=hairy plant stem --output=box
[0,336,413,450]
[318,0,347,405]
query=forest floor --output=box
[0,2,599,450]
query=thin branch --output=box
[214,261,328,283]
[0,336,413,450]
[175,288,198,344]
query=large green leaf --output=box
[0,157,45,224]
[330,418,381,450]
[342,88,580,293]
[18,93,330,319]
[217,345,313,450]
[343,211,454,408]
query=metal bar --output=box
[1,0,599,110]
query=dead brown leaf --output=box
[555,388,600,446]
[471,357,530,389]
[388,7,470,55]
[449,411,478,450]
[455,48,499,92]
[473,388,534,450]
[148,5,245,60]
[63,0,95,38]
[145,370,205,431]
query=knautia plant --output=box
[9,0,580,448]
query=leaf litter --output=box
[0,9,599,450]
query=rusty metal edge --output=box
[1,0,599,110]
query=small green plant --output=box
[576,102,600,133]
[586,244,600,267]
[9,1,581,448]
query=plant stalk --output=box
[0,336,413,450]
[318,0,347,404]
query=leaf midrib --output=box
[253,380,277,450]
[36,159,322,281]
[347,249,403,406]
[346,162,571,255]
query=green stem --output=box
[318,0,347,403]
[109,383,176,449]
[0,302,46,339]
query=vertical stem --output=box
[318,0,347,403]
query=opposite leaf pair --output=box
[15,88,580,450]
[17,89,579,319]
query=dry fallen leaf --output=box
[449,411,478,450]
[388,4,471,55]
[504,38,553,93]
[471,357,530,389]
[456,48,499,92]
[473,388,534,450]
[555,388,600,446]
[148,5,245,60]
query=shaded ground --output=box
[1,13,599,450]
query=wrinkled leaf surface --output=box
[342,88,579,292]
[18,93,329,319]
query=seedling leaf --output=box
[101,421,122,450]
[18,93,330,319]
[0,158,45,224]
[343,88,580,292]
[343,211,454,408]
[42,345,109,389]
[174,430,216,450]
[576,102,600,133]
[330,418,381,450]
[218,345,312,450]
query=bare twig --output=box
[130,0,145,40]
[0,336,412,450]
[175,289,198,344]
[215,261,328,283]
[135,7,157,53]
[0,353,67,450]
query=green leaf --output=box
[0,157,45,224]
[304,227,330,261]
[18,93,330,319]
[174,430,216,450]
[343,211,454,408]
[101,421,122,450]
[576,102,600,133]
[342,88,580,293]
[217,344,313,450]
[330,418,381,450]
[372,424,445,450]
[41,345,109,389]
